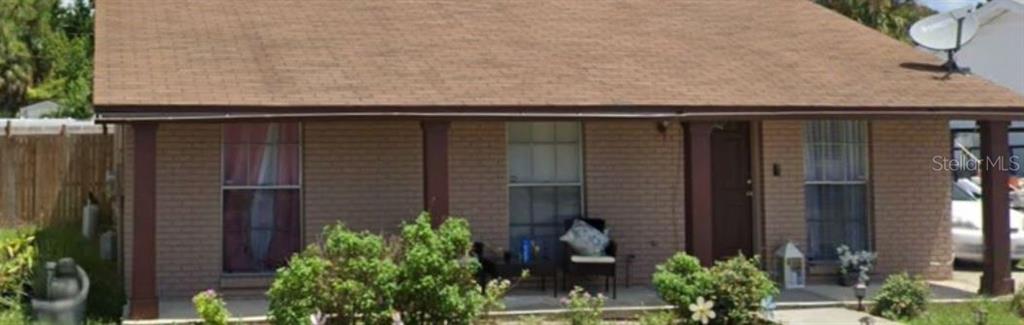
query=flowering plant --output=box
[561,286,605,325]
[192,289,230,325]
[836,244,877,283]
[688,296,716,324]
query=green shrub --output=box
[1011,284,1024,317]
[0,227,35,315]
[268,213,496,324]
[706,255,777,324]
[653,253,776,324]
[652,252,714,323]
[562,286,605,325]
[652,252,714,319]
[267,251,328,325]
[638,310,676,325]
[33,226,125,321]
[268,223,398,325]
[872,273,929,320]
[192,289,230,325]
[393,213,485,324]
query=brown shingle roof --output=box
[94,0,1024,112]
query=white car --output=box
[952,178,1024,263]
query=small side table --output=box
[492,261,558,297]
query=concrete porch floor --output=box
[141,277,985,323]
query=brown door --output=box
[710,122,754,261]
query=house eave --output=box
[92,104,1024,123]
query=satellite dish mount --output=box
[941,17,970,78]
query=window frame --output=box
[506,121,586,259]
[220,122,304,275]
[803,120,871,262]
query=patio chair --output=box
[561,217,617,299]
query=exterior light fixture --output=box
[854,282,867,311]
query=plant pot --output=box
[838,272,858,287]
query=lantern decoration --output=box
[775,241,806,289]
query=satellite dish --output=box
[909,7,979,77]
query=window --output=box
[804,120,868,260]
[222,123,301,273]
[507,122,583,261]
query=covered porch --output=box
[119,117,1022,319]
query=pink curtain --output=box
[223,123,300,273]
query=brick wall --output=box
[758,119,952,280]
[871,119,952,279]
[584,121,685,283]
[303,121,423,240]
[449,121,508,249]
[760,120,807,268]
[154,124,222,296]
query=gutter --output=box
[93,108,1024,123]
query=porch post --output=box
[979,120,1014,296]
[130,122,158,319]
[684,122,714,266]
[422,120,450,227]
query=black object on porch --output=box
[979,120,1015,296]
[561,218,617,299]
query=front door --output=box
[710,122,754,261]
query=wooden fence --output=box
[0,134,115,227]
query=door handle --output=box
[745,190,754,197]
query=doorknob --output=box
[745,190,753,197]
[746,179,752,185]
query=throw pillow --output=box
[559,219,610,256]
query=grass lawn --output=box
[906,300,1021,325]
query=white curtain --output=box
[248,125,279,266]
[804,121,868,259]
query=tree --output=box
[815,0,931,43]
[0,0,93,118]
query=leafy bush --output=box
[706,255,777,324]
[872,273,929,320]
[652,252,714,318]
[393,213,485,324]
[267,251,328,325]
[33,226,124,321]
[0,228,35,315]
[1012,284,1024,317]
[268,223,397,325]
[638,311,676,325]
[653,252,776,324]
[269,213,493,324]
[562,286,605,325]
[192,289,230,325]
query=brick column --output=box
[422,121,450,226]
[684,122,714,266]
[130,122,158,318]
[979,120,1014,295]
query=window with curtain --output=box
[804,120,869,260]
[222,123,301,273]
[507,122,583,261]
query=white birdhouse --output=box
[775,241,805,289]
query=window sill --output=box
[220,273,274,289]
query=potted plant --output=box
[836,245,876,286]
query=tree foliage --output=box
[816,0,931,43]
[0,0,93,118]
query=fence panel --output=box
[0,134,114,227]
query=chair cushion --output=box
[559,219,610,256]
[571,255,616,264]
